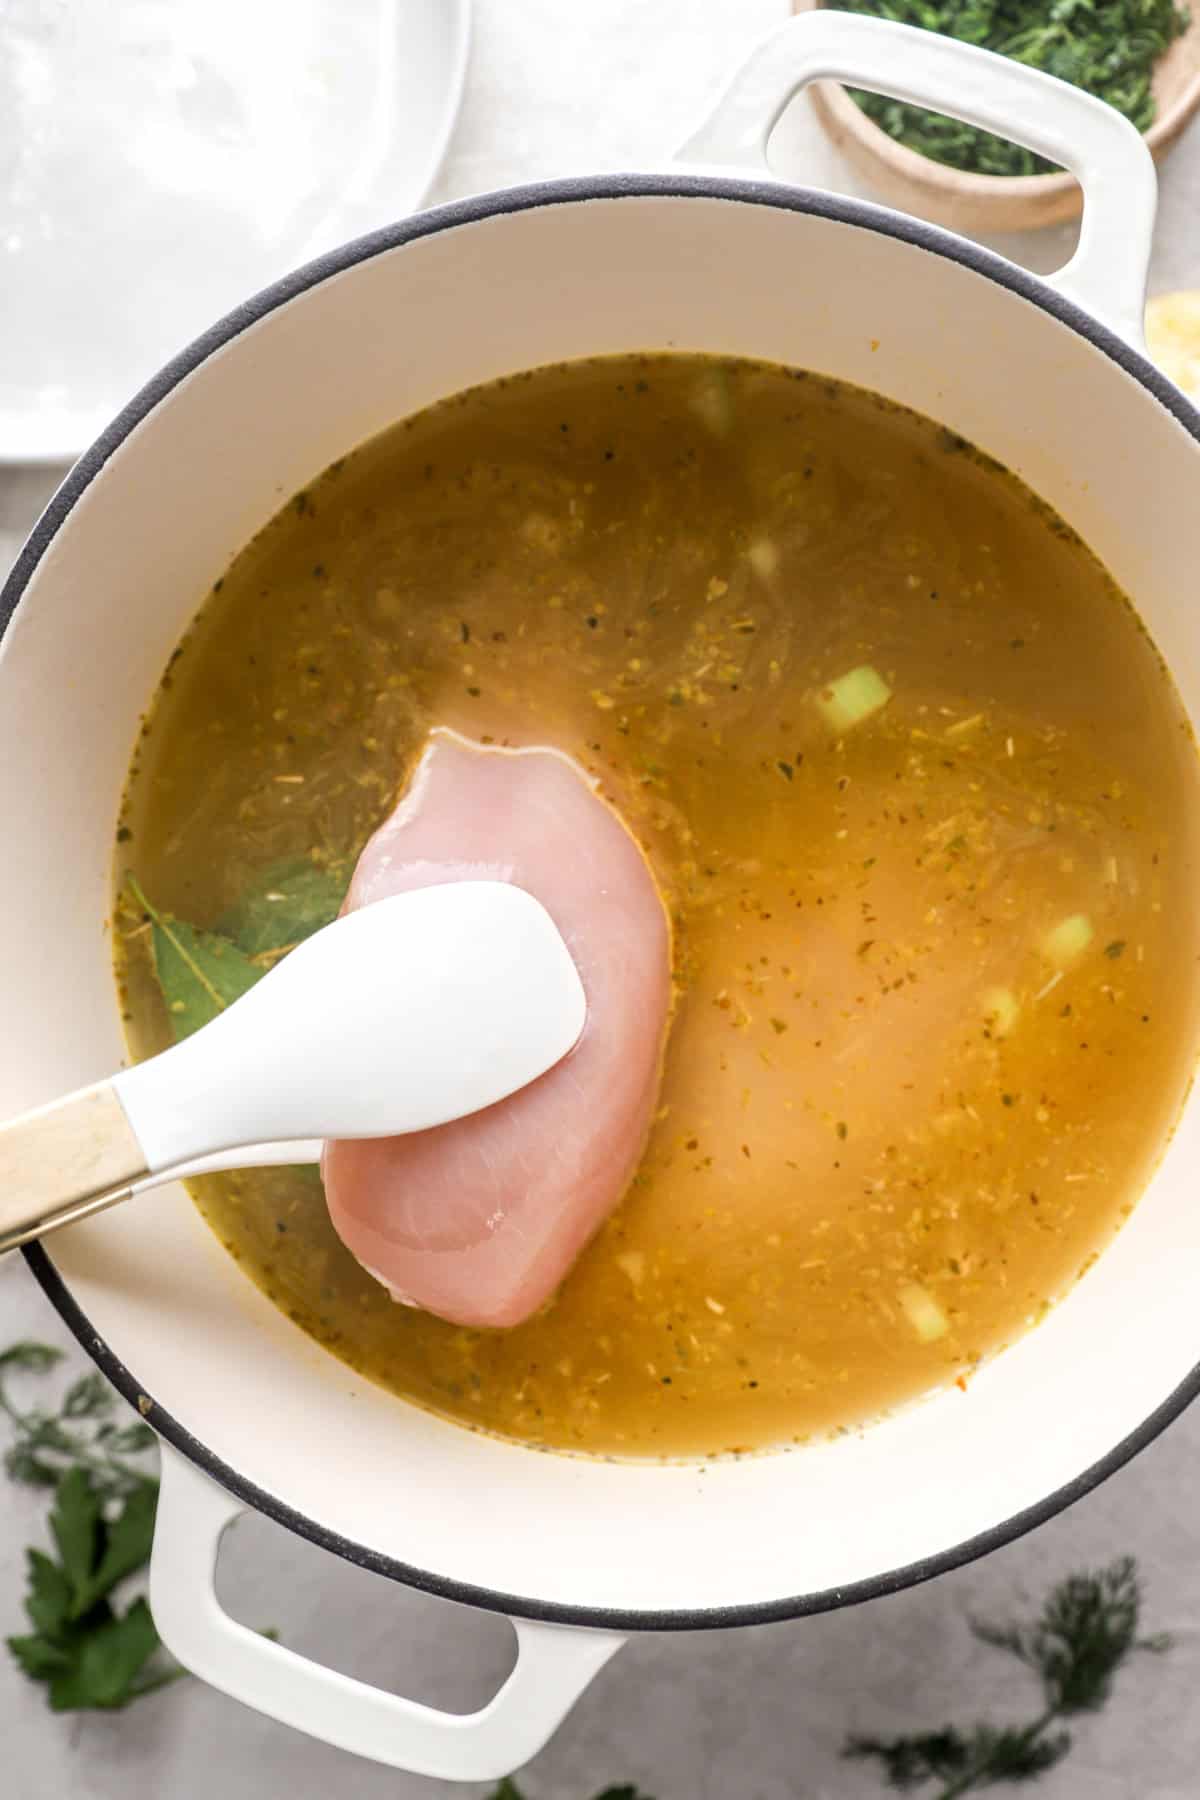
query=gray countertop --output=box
[4,4,1200,1795]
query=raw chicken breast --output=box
[322,730,672,1327]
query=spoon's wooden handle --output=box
[0,1082,148,1254]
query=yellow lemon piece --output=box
[1145,290,1200,398]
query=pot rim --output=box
[8,170,1200,1634]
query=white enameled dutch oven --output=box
[5,12,1200,1782]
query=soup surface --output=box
[116,354,1200,1458]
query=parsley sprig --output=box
[847,1557,1167,1794]
[2,1340,184,1709]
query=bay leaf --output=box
[127,880,262,1041]
[216,858,350,957]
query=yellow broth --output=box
[115,354,1200,1457]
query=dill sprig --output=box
[835,0,1190,176]
[0,1340,156,1499]
[847,1556,1168,1794]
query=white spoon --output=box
[0,880,587,1255]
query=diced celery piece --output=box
[981,986,1019,1038]
[899,1283,949,1343]
[816,665,892,732]
[747,538,779,579]
[615,1250,645,1287]
[1040,913,1094,967]
[689,367,734,436]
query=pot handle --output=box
[149,1447,626,1780]
[676,10,1156,344]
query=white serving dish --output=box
[0,0,470,464]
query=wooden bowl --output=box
[791,0,1200,233]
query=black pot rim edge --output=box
[7,170,1200,1636]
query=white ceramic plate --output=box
[0,0,470,465]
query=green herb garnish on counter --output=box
[1,1341,183,1710]
[835,0,1190,175]
[846,1556,1167,1794]
[1,1347,1166,1767]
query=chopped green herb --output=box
[835,0,1189,177]
[1104,939,1127,960]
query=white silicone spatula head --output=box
[116,880,587,1165]
[0,880,587,1252]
